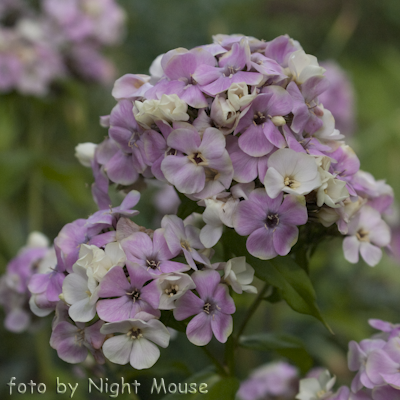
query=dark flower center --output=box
[166,147,177,156]
[284,176,299,189]
[75,329,85,346]
[127,328,143,340]
[356,229,369,242]
[127,288,141,302]
[165,284,179,297]
[253,111,267,125]
[223,66,238,77]
[188,152,207,166]
[265,213,279,229]
[180,240,191,251]
[146,259,160,270]
[204,167,220,181]
[193,153,203,164]
[195,262,206,270]
[203,300,221,315]
[203,302,213,314]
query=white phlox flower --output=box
[156,272,196,310]
[210,94,238,134]
[312,106,344,142]
[62,263,100,322]
[264,148,321,198]
[317,169,349,208]
[222,257,257,294]
[288,49,326,84]
[134,94,189,129]
[227,82,257,111]
[296,370,336,400]
[149,53,164,84]
[76,242,126,283]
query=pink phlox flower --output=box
[161,126,233,199]
[157,47,216,108]
[287,76,329,134]
[264,34,302,68]
[161,215,210,270]
[121,229,189,276]
[96,263,160,322]
[226,135,272,183]
[342,206,390,267]
[50,319,106,364]
[237,361,299,400]
[234,86,293,157]
[348,339,387,391]
[233,189,308,260]
[173,269,235,346]
[193,37,263,96]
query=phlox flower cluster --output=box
[294,319,400,400]
[0,32,395,376]
[0,0,125,95]
[0,191,257,370]
[77,33,392,266]
[238,319,400,400]
[0,232,51,332]
[237,361,299,400]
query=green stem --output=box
[27,102,52,387]
[201,345,227,376]
[234,283,270,345]
[28,101,44,233]
[223,334,235,376]
[34,328,54,389]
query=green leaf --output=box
[264,286,282,303]
[239,333,313,374]
[222,229,331,332]
[176,191,203,220]
[205,376,240,400]
[161,368,239,400]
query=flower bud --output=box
[271,116,286,126]
[210,95,237,134]
[27,231,49,248]
[227,82,257,111]
[75,142,97,168]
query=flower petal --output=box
[273,224,299,256]
[103,335,133,365]
[211,312,233,343]
[186,312,213,346]
[161,156,205,194]
[246,227,277,260]
[98,266,131,298]
[239,125,275,157]
[360,242,382,267]
[192,270,221,300]
[173,290,204,320]
[130,338,160,369]
[343,236,360,264]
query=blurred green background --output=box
[1,0,400,398]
